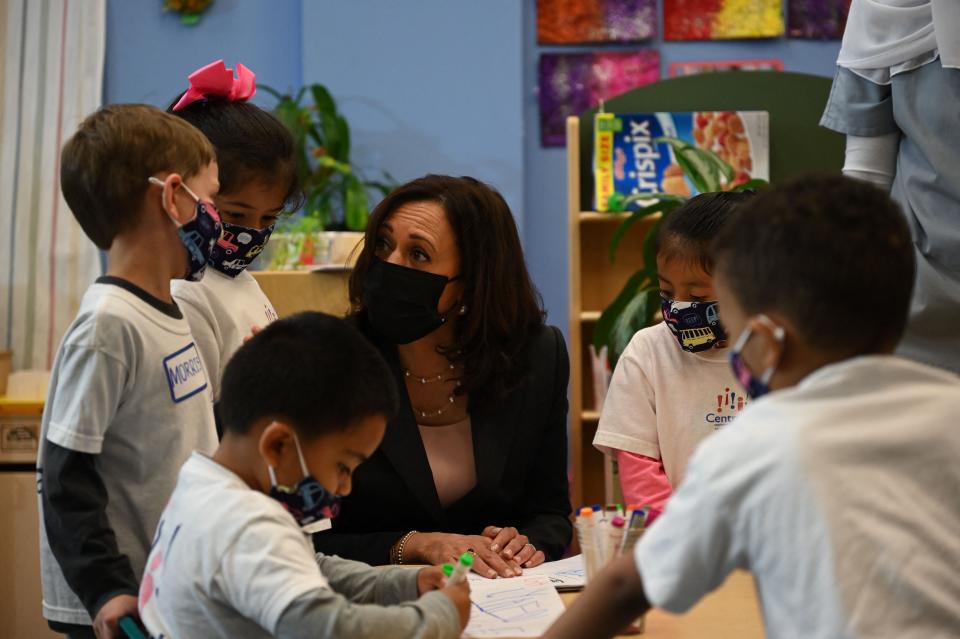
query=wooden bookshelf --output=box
[567,115,656,508]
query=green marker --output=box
[446,551,474,585]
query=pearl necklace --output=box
[404,364,463,418]
[402,363,456,384]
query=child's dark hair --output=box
[713,174,914,356]
[168,96,303,209]
[220,312,398,439]
[656,191,756,274]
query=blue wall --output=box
[104,0,302,108]
[521,1,842,336]
[300,0,525,233]
[104,0,842,335]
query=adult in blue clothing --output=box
[313,175,573,578]
[821,0,960,373]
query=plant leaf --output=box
[344,176,370,231]
[335,114,351,163]
[258,84,285,100]
[608,287,660,365]
[608,199,680,263]
[593,270,650,353]
[310,84,337,119]
[678,146,719,193]
[733,178,769,191]
[653,136,693,151]
[641,214,670,278]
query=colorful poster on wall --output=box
[537,0,656,43]
[663,0,784,41]
[788,0,851,39]
[539,51,660,147]
[669,59,784,77]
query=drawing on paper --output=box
[463,576,566,638]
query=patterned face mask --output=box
[209,221,274,277]
[267,434,340,534]
[729,314,785,400]
[660,298,727,353]
[148,177,223,282]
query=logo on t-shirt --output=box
[705,386,748,429]
[163,343,208,403]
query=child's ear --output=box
[748,313,789,371]
[258,421,294,469]
[157,173,187,223]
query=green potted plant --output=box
[260,83,396,269]
[594,137,766,367]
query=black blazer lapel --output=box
[377,361,448,527]
[471,388,524,501]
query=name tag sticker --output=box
[163,342,208,403]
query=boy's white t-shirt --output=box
[594,322,744,486]
[635,356,960,638]
[37,282,218,624]
[172,268,278,400]
[139,452,329,638]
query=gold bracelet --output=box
[392,530,418,565]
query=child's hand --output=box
[440,578,471,631]
[416,565,448,594]
[92,594,139,639]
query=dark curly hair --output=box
[349,175,546,402]
[167,95,303,210]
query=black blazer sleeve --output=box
[515,326,573,560]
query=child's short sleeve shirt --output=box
[37,282,218,624]
[139,453,329,637]
[634,356,960,637]
[172,268,278,401]
[593,322,743,487]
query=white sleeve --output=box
[215,516,330,634]
[842,133,900,191]
[45,343,128,454]
[593,331,660,459]
[172,283,223,400]
[633,433,748,613]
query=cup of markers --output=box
[575,504,660,634]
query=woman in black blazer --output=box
[313,175,572,578]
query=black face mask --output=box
[363,257,459,345]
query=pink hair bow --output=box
[172,59,256,111]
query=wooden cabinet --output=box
[251,270,352,318]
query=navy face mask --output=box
[148,177,223,282]
[661,298,727,353]
[267,435,340,534]
[209,221,274,277]
[729,314,785,400]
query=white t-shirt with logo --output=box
[594,321,744,487]
[172,268,278,400]
[139,452,329,637]
[635,356,960,638]
[38,282,218,624]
